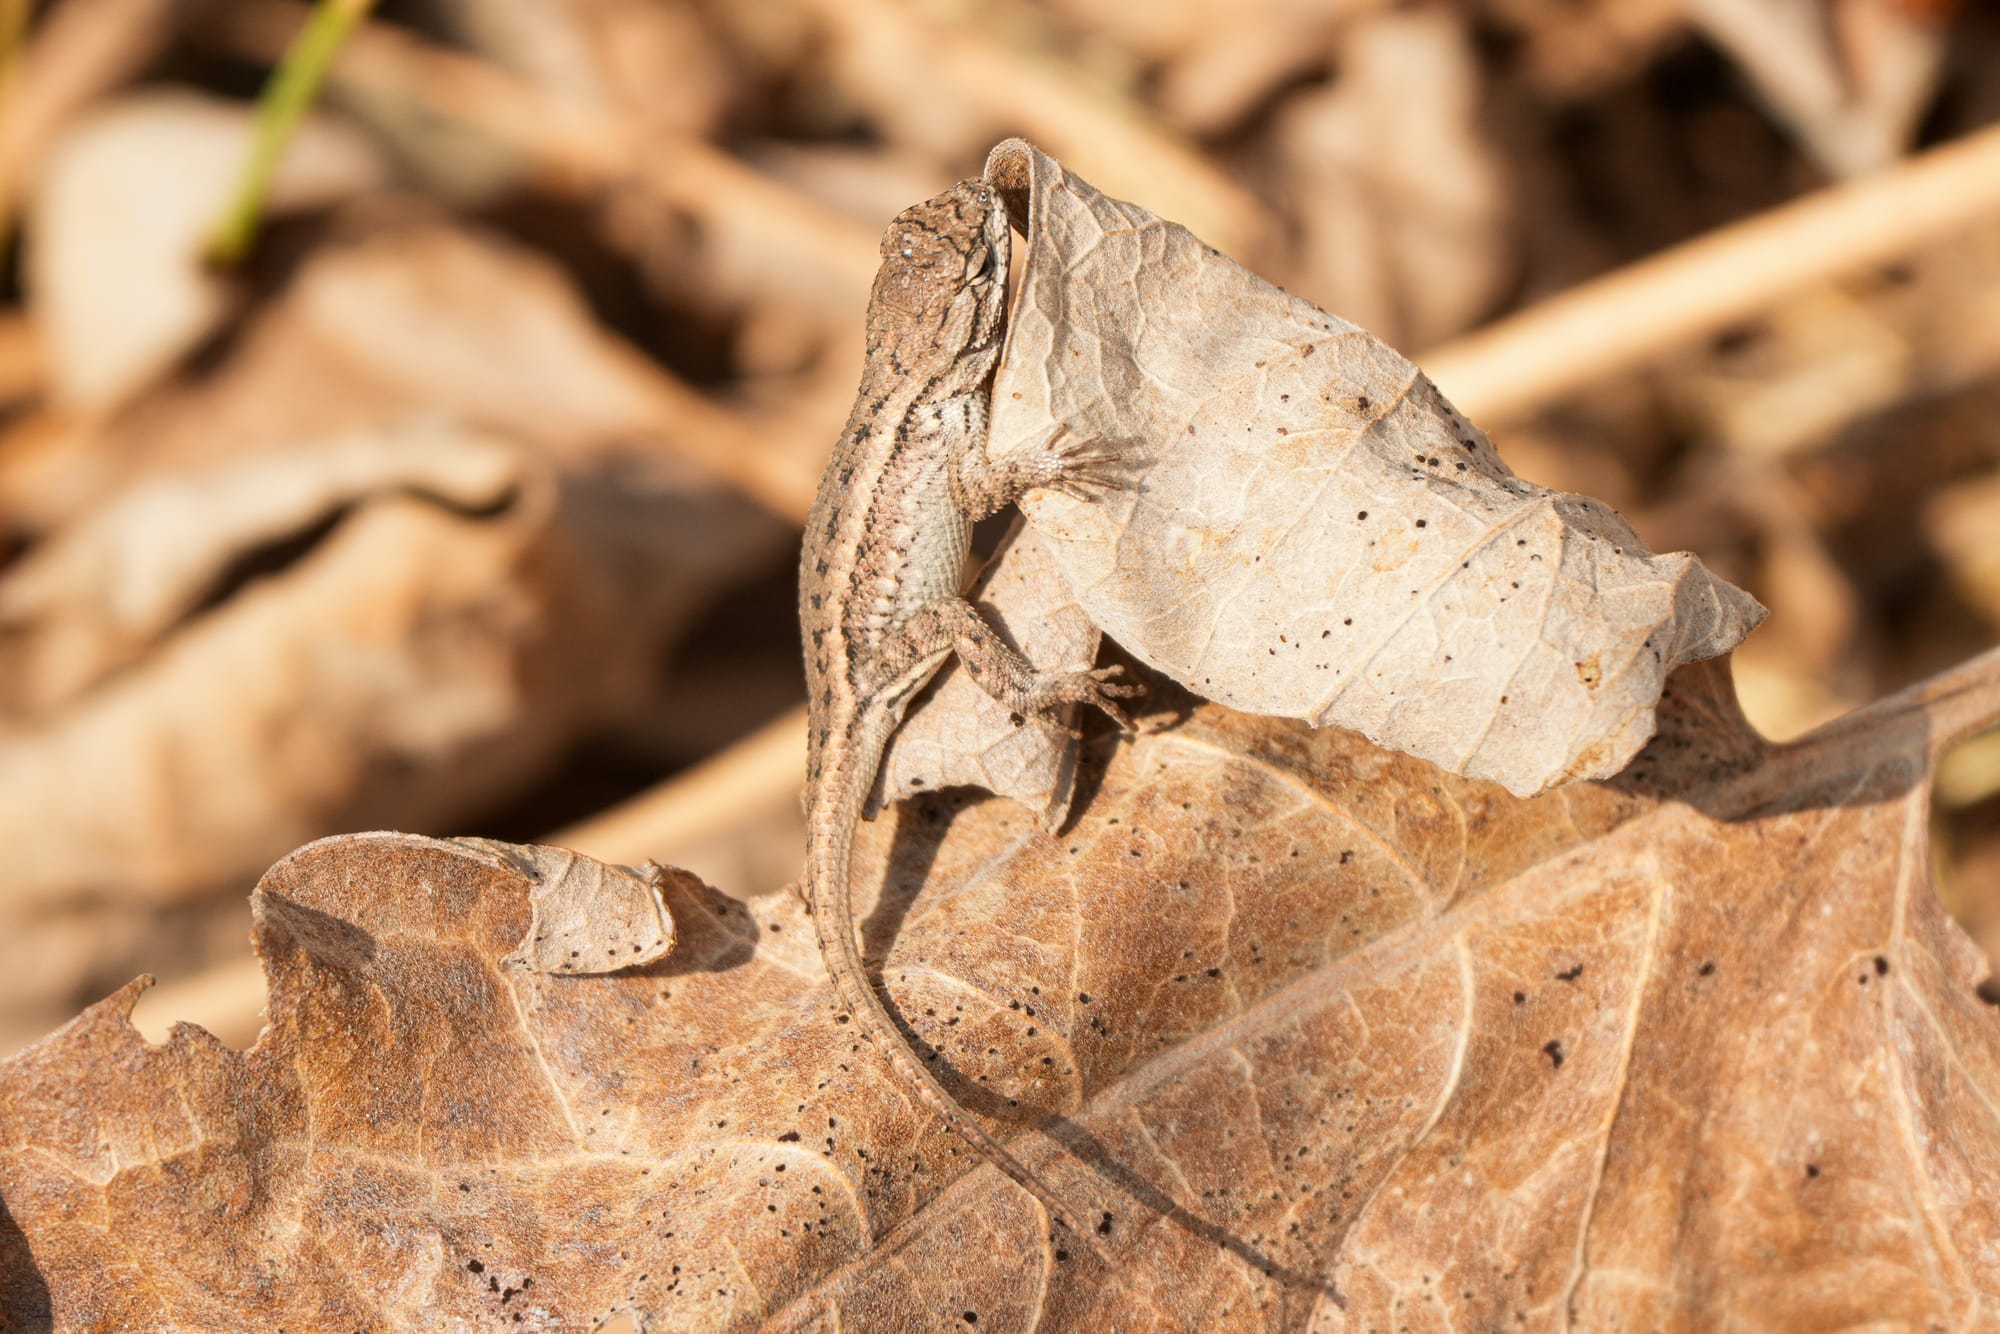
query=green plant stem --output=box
[0,0,35,259]
[205,0,377,266]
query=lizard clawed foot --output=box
[1028,663,1146,734]
[1032,427,1134,503]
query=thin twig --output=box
[1422,120,2000,423]
[0,0,33,254]
[0,0,176,232]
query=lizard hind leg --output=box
[894,596,1144,732]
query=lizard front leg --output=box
[885,596,1142,729]
[953,423,1130,518]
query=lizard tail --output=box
[805,711,1087,1241]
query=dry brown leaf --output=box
[266,218,820,516]
[796,0,1270,260]
[0,418,775,1044]
[0,427,520,713]
[1930,467,2000,630]
[1037,0,1392,136]
[278,221,695,455]
[3,647,1998,1327]
[14,215,814,531]
[984,139,1764,797]
[1267,9,1512,350]
[1686,0,1945,177]
[24,89,383,411]
[874,519,1100,831]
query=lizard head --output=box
[867,179,1010,361]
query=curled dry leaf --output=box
[457,839,680,975]
[277,222,685,453]
[983,138,1765,797]
[0,427,520,713]
[4,652,1999,1328]
[873,519,1100,831]
[0,427,561,919]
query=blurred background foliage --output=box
[0,0,1997,1053]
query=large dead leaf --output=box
[983,138,1764,798]
[2,647,1997,1328]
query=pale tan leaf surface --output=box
[984,138,1766,798]
[4,650,1999,1329]
[24,90,383,411]
[873,519,1100,831]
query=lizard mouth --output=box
[965,240,1001,285]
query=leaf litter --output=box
[1,142,1997,1332]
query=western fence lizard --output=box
[799,179,1138,1235]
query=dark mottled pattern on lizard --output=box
[799,179,1138,1237]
